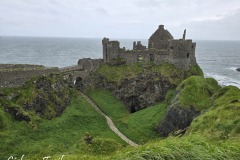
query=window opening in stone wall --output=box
[187,53,190,59]
[138,55,143,61]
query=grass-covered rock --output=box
[0,91,125,159]
[95,62,203,86]
[188,86,240,139]
[157,76,221,136]
[0,75,71,126]
[93,63,203,111]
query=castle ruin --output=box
[102,25,196,70]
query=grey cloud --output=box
[184,9,240,40]
[95,7,109,16]
[135,0,163,8]
[1,0,240,39]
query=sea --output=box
[0,37,239,88]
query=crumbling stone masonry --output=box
[101,25,196,70]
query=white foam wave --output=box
[228,67,238,71]
[205,73,240,88]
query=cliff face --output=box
[86,62,203,112]
[93,73,173,112]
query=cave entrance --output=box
[130,96,137,113]
[75,77,83,90]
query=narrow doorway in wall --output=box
[150,54,154,62]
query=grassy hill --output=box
[0,63,239,159]
[0,90,126,159]
[87,89,168,144]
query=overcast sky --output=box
[0,0,240,40]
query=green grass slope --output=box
[87,89,168,144]
[110,84,240,160]
[0,91,125,159]
[188,86,240,139]
[110,135,240,160]
[175,76,221,111]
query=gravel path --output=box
[79,92,139,147]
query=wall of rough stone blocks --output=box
[0,67,59,88]
[78,58,103,72]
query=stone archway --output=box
[75,77,83,89]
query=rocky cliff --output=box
[84,62,203,112]
[157,76,221,136]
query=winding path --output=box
[79,92,139,147]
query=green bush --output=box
[77,138,122,155]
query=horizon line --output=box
[1,35,240,41]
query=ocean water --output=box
[0,37,239,88]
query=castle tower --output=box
[148,25,173,49]
[133,41,136,50]
[102,37,109,62]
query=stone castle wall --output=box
[78,58,103,72]
[102,25,197,71]
[0,65,59,88]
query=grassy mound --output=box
[87,89,168,144]
[175,76,221,111]
[0,92,125,159]
[188,86,240,139]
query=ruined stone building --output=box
[74,25,197,90]
[102,25,196,70]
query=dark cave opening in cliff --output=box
[130,96,137,113]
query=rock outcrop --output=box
[1,75,71,122]
[157,99,200,137]
[157,76,220,137]
[84,63,203,112]
[93,72,174,112]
